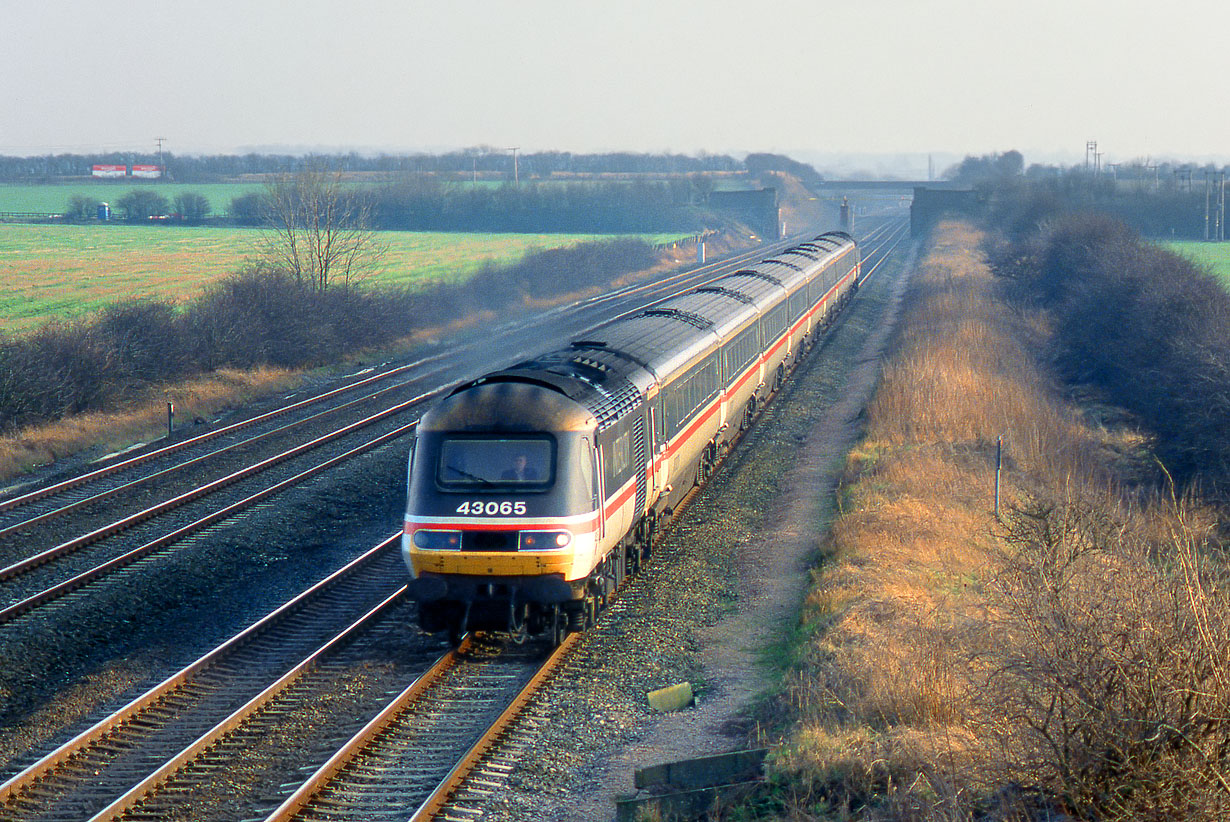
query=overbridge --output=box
[814,180,968,191]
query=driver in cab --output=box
[500,453,539,482]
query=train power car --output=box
[403,232,860,641]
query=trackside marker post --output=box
[995,434,1003,520]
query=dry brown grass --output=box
[0,367,297,483]
[767,222,1230,820]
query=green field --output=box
[1164,242,1230,290]
[0,224,681,333]
[0,182,266,215]
[0,178,681,215]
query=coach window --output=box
[791,289,808,320]
[763,301,788,342]
[723,324,758,381]
[605,428,631,490]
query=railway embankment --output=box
[766,221,1230,819]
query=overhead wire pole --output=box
[156,136,166,179]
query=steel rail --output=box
[0,418,418,625]
[0,533,401,807]
[0,358,457,541]
[262,633,578,822]
[0,360,430,514]
[856,217,910,287]
[262,639,474,822]
[85,586,415,822]
[406,634,580,822]
[0,387,437,585]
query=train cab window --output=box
[406,437,417,496]
[437,436,554,489]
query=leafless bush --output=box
[95,298,186,385]
[998,213,1230,500]
[978,490,1230,820]
[0,322,115,428]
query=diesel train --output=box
[403,232,860,641]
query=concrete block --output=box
[646,682,694,712]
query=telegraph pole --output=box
[155,136,166,179]
[507,147,519,184]
[1205,171,1212,241]
[1218,172,1226,241]
[1085,140,1098,172]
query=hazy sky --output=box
[4,0,1226,172]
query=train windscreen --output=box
[436,436,554,489]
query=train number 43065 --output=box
[456,500,526,516]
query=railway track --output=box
[0,536,426,821]
[0,526,565,822]
[0,217,911,822]
[266,635,568,822]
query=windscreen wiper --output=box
[444,465,496,486]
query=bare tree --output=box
[259,164,387,292]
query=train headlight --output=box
[519,530,572,550]
[412,529,462,550]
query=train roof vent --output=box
[570,355,610,373]
[762,258,803,271]
[732,268,783,286]
[571,341,658,378]
[543,357,642,428]
[694,285,756,305]
[637,307,714,330]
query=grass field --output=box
[1164,241,1230,290]
[0,182,266,215]
[0,177,706,215]
[0,223,680,332]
